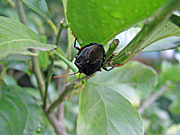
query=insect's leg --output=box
[103,63,124,71]
[71,33,81,50]
[53,71,79,78]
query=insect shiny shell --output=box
[74,43,106,76]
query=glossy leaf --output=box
[111,0,180,65]
[89,61,158,104]
[0,85,46,134]
[17,88,46,134]
[115,20,180,52]
[21,0,50,20]
[38,51,50,69]
[66,0,166,46]
[0,85,28,135]
[142,20,180,51]
[0,16,56,61]
[77,82,144,135]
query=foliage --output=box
[0,0,180,135]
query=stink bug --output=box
[54,34,123,90]
[74,43,106,76]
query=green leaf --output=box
[0,85,29,135]
[111,0,180,65]
[17,88,46,134]
[1,54,32,61]
[3,75,17,85]
[0,39,56,61]
[142,20,180,51]
[20,0,50,20]
[66,0,166,46]
[89,61,158,103]
[0,16,56,61]
[115,20,180,52]
[0,85,46,134]
[38,50,50,69]
[77,82,144,135]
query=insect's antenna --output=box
[53,71,79,78]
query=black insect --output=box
[54,34,122,90]
[74,43,106,76]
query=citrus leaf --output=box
[38,51,50,69]
[0,16,56,61]
[66,0,166,46]
[0,85,46,134]
[17,88,46,134]
[142,20,180,51]
[0,85,28,135]
[115,20,180,52]
[20,0,50,20]
[77,81,144,135]
[89,61,158,104]
[112,0,180,65]
[0,39,56,60]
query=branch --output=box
[43,19,66,109]
[16,0,45,99]
[46,112,67,135]
[47,81,77,114]
[15,0,28,25]
[7,0,16,9]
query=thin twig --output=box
[43,19,65,109]
[15,0,28,25]
[7,0,16,9]
[47,19,58,34]
[46,112,67,135]
[57,70,66,121]
[47,81,77,114]
[43,58,54,109]
[138,86,168,114]
[55,19,65,46]
[16,0,45,100]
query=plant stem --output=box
[7,0,16,9]
[15,0,28,25]
[47,81,77,114]
[31,50,45,99]
[47,19,58,34]
[54,51,78,73]
[55,19,65,46]
[15,0,45,100]
[43,19,66,109]
[46,112,67,135]
[104,39,119,67]
[43,58,54,109]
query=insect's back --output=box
[74,43,106,76]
